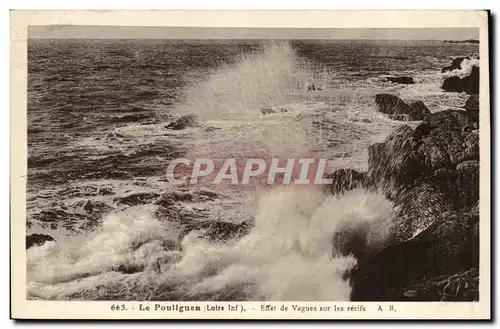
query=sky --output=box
[28,26,479,40]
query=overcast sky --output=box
[29,25,479,40]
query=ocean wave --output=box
[442,58,480,78]
[27,188,394,301]
[174,41,328,121]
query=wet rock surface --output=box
[441,62,479,95]
[26,233,55,249]
[326,169,366,195]
[374,94,430,121]
[342,91,481,301]
[464,95,479,119]
[441,56,470,73]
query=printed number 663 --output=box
[111,304,127,311]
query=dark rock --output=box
[442,76,464,92]
[408,101,431,120]
[375,95,429,121]
[366,110,478,202]
[462,66,480,95]
[456,160,480,210]
[464,95,479,119]
[389,182,459,243]
[441,65,479,95]
[165,114,199,130]
[390,267,479,301]
[350,211,479,301]
[366,124,422,194]
[374,94,410,116]
[441,57,469,73]
[422,109,474,132]
[351,107,480,301]
[326,169,366,195]
[386,77,414,84]
[26,234,55,249]
[116,264,144,274]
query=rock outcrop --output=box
[441,56,470,73]
[442,76,464,92]
[462,66,480,95]
[464,95,479,119]
[326,169,366,195]
[375,94,410,115]
[366,109,478,197]
[441,65,479,95]
[350,210,478,301]
[26,233,55,249]
[374,94,430,121]
[386,77,414,84]
[341,96,481,300]
[408,101,431,120]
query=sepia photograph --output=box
[10,10,491,320]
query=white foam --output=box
[27,188,394,301]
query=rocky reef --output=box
[330,88,480,301]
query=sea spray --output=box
[176,41,331,169]
[442,57,480,78]
[27,188,395,301]
[175,41,327,120]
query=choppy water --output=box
[27,39,478,300]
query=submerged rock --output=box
[165,114,199,130]
[26,234,54,249]
[386,76,414,84]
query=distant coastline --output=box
[443,39,479,44]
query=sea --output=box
[26,39,479,300]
